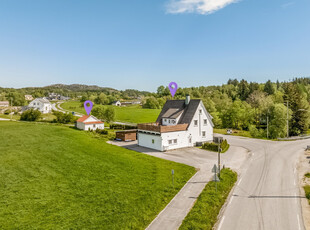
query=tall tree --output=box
[264,80,275,95]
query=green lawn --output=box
[61,100,160,124]
[0,121,195,229]
[180,168,237,230]
[214,128,252,138]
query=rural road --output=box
[217,135,309,230]
[109,140,249,230]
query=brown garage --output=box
[115,130,137,141]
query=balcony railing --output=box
[138,123,188,133]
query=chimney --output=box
[185,95,190,105]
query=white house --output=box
[76,115,104,131]
[112,100,121,106]
[137,95,214,151]
[28,98,52,114]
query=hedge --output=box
[202,139,230,153]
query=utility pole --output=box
[218,139,222,178]
[286,101,289,138]
[10,97,13,120]
[267,112,269,139]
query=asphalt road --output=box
[217,135,309,230]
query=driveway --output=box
[108,140,249,230]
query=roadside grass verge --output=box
[179,168,237,230]
[61,100,160,124]
[0,122,195,229]
[304,185,310,205]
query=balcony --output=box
[137,123,188,133]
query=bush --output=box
[304,185,310,204]
[20,109,41,121]
[249,125,265,138]
[53,111,77,124]
[96,129,108,135]
[202,142,218,152]
[202,139,230,153]
[107,132,116,140]
[180,168,237,230]
[110,124,137,130]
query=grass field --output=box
[61,100,160,124]
[0,121,195,229]
[214,128,252,138]
[180,168,237,230]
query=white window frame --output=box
[194,120,198,126]
[202,131,206,138]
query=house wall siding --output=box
[137,133,162,151]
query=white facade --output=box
[76,115,104,131]
[28,98,52,114]
[138,100,213,152]
[112,101,121,106]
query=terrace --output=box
[137,123,188,133]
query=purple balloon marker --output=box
[84,100,93,115]
[169,82,178,97]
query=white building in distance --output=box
[76,115,104,131]
[28,98,52,114]
[137,95,214,151]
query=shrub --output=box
[305,173,310,178]
[53,111,77,124]
[96,129,108,135]
[107,132,116,140]
[110,124,137,130]
[202,139,230,153]
[304,186,310,204]
[249,125,265,138]
[20,109,41,121]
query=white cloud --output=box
[281,1,295,8]
[166,0,240,15]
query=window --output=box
[194,120,198,126]
[152,139,155,144]
[171,120,176,124]
[164,119,167,122]
[199,109,202,114]
[202,131,206,137]
[204,119,207,125]
[168,139,177,145]
[168,120,171,123]
[93,124,96,128]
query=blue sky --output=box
[0,0,309,91]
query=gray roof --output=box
[156,99,214,127]
[33,98,51,104]
[156,99,200,124]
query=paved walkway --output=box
[108,141,249,230]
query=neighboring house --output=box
[48,93,70,101]
[25,95,34,101]
[112,100,121,106]
[0,101,9,107]
[28,98,52,114]
[137,95,214,151]
[76,115,104,131]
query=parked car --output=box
[227,129,233,134]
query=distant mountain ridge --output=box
[44,84,117,92]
